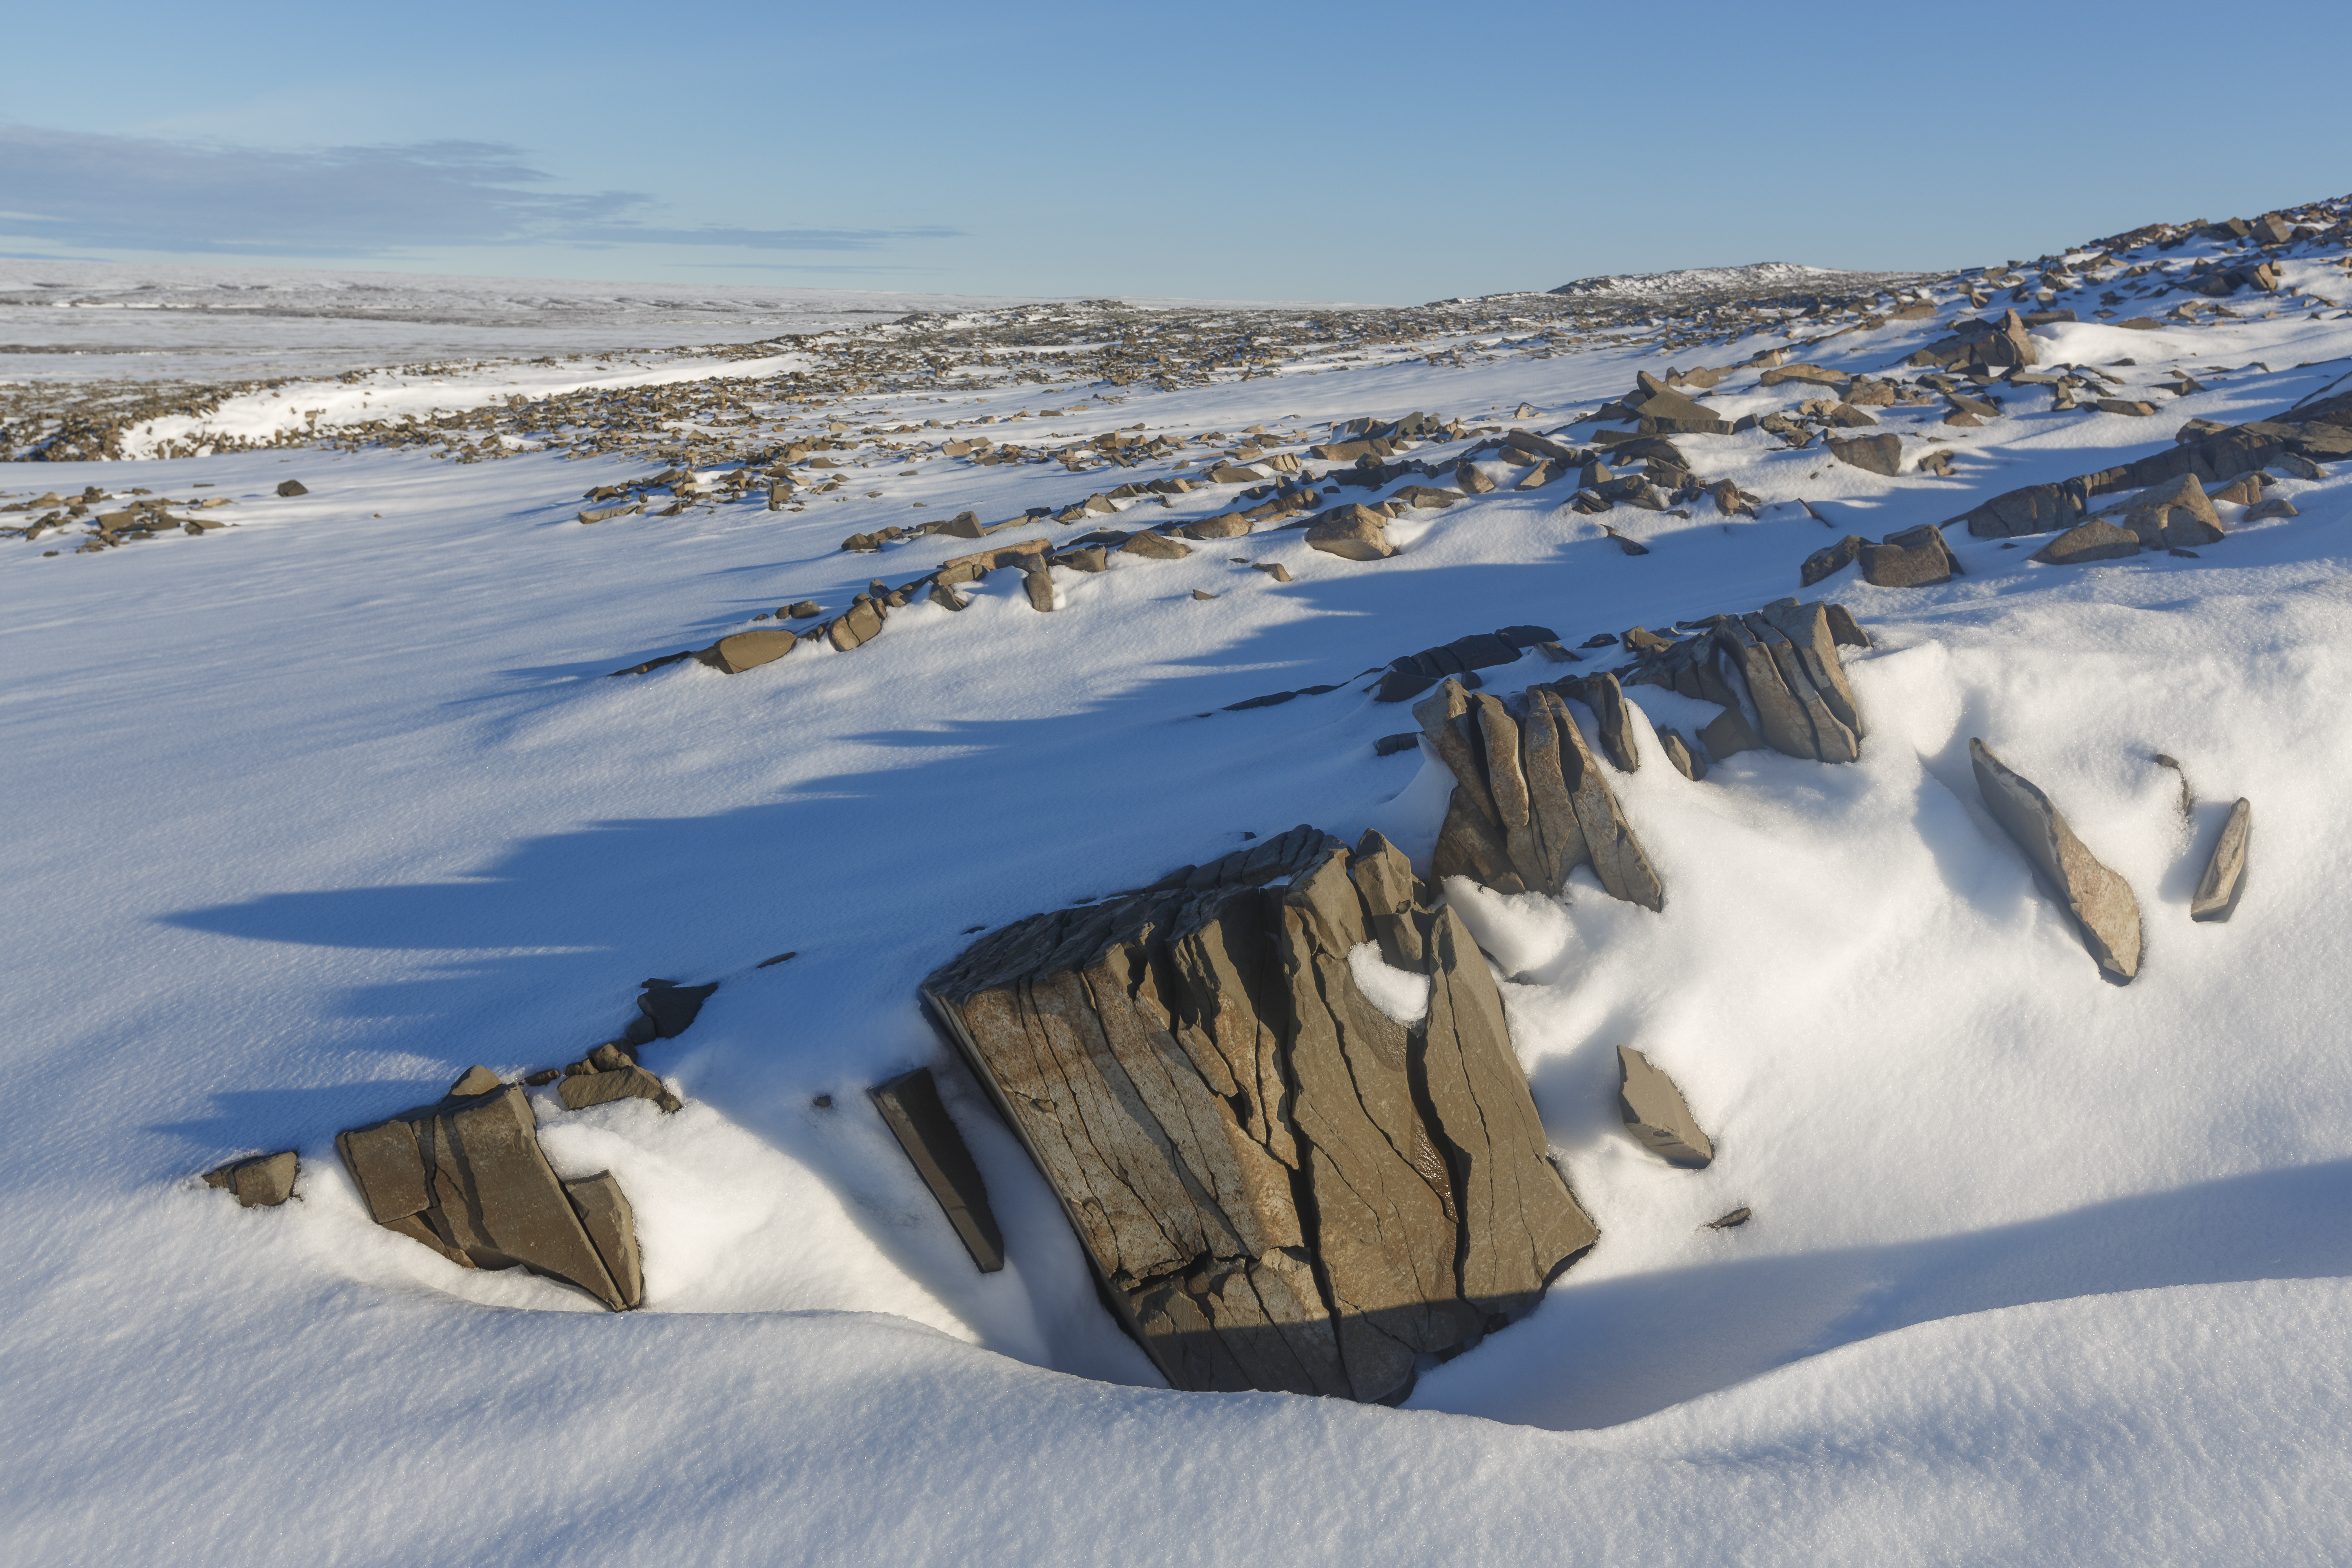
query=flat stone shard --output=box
[563,1172,644,1309]
[558,1062,682,1114]
[2191,798,2252,922]
[1969,739,2143,983]
[1617,1047,1713,1168]
[918,828,1594,1401]
[336,1085,631,1309]
[706,629,798,674]
[870,1066,1006,1274]
[448,1065,502,1098]
[204,1150,299,1207]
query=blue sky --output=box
[5,0,2348,303]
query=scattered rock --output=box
[1374,732,1421,757]
[1656,727,1704,780]
[2191,798,2251,922]
[637,979,716,1039]
[1304,504,1395,561]
[1969,738,2142,983]
[1617,1047,1714,1168]
[785,600,824,619]
[579,499,643,524]
[1802,534,1866,588]
[2030,519,2142,566]
[558,1062,682,1114]
[919,827,1597,1401]
[448,1065,502,1098]
[1827,433,1903,477]
[1859,523,1958,587]
[704,628,799,674]
[869,1066,1005,1273]
[1118,530,1193,560]
[203,1150,299,1208]
[1706,1207,1752,1230]
[1252,561,1294,582]
[276,480,309,497]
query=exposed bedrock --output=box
[920,826,1597,1403]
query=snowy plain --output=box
[6,253,2352,1565]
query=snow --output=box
[7,248,2352,1564]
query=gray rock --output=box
[1969,739,2142,983]
[785,600,824,619]
[638,980,715,1039]
[276,480,309,497]
[1252,561,1294,582]
[1860,524,1957,587]
[1118,530,1193,560]
[1567,673,1639,772]
[448,1065,502,1098]
[1374,732,1421,757]
[2243,496,2299,522]
[2191,798,2251,922]
[1617,1047,1713,1167]
[1656,726,1704,780]
[1960,479,2089,539]
[1024,564,1057,612]
[562,1172,644,1309]
[336,1085,632,1309]
[1456,461,1497,495]
[2030,519,2142,566]
[1699,702,1765,761]
[1829,433,1903,477]
[870,1066,1005,1274]
[1802,534,1865,588]
[204,1150,299,1207]
[2111,474,2224,548]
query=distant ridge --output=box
[1549,261,1890,300]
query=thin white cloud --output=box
[0,124,958,257]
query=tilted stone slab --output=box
[2191,797,2252,922]
[920,829,1595,1403]
[1969,739,2142,983]
[1617,1047,1714,1168]
[871,1066,1006,1274]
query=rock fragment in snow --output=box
[2031,519,2142,566]
[1304,504,1395,561]
[1828,433,1903,477]
[870,1066,1005,1274]
[203,1150,299,1207]
[1118,530,1192,560]
[1859,524,1958,587]
[561,1173,643,1309]
[1969,738,2142,983]
[557,1061,682,1114]
[336,1084,637,1310]
[2191,798,2252,922]
[276,480,309,497]
[920,827,1595,1401]
[704,628,799,673]
[1617,1047,1714,1168]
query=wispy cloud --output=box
[0,124,958,258]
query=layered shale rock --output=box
[919,825,1596,1403]
[1616,599,1867,767]
[336,1077,646,1310]
[1415,678,1664,908]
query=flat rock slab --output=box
[1969,739,2142,983]
[1617,1048,1714,1167]
[204,1150,298,1207]
[869,1066,1005,1274]
[2192,798,2252,921]
[2032,519,2142,566]
[920,827,1595,1403]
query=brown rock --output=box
[1617,1047,1713,1167]
[870,1066,1005,1273]
[1969,739,2141,983]
[1305,505,1395,561]
[204,1150,299,1207]
[1456,461,1497,495]
[562,1172,644,1309]
[2190,798,2251,922]
[1699,702,1765,761]
[1860,524,1957,587]
[559,1063,682,1114]
[1802,534,1866,588]
[1118,530,1193,560]
[1828,433,1903,477]
[276,480,309,497]
[2030,519,2142,566]
[706,628,799,673]
[1252,561,1293,582]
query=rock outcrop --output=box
[1969,739,2142,983]
[1616,599,1866,767]
[919,826,1597,1403]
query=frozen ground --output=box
[5,233,2352,1564]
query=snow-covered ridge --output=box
[1550,261,1891,299]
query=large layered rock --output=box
[919,826,1597,1403]
[1969,739,2142,984]
[1417,679,1664,909]
[1617,599,1866,767]
[337,1080,644,1310]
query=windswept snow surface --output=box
[7,267,2352,1564]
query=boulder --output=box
[2030,519,2142,566]
[336,1085,637,1309]
[1698,702,1765,761]
[704,628,799,674]
[1802,534,1866,587]
[1617,1047,1713,1167]
[1118,530,1193,560]
[827,598,886,651]
[1456,461,1497,495]
[870,1066,1005,1272]
[638,979,716,1039]
[1969,739,2142,983]
[1859,524,1957,587]
[448,1065,502,1098]
[919,828,1597,1402]
[1960,479,2091,539]
[276,480,310,497]
[1181,513,1253,540]
[1305,504,1395,561]
[2112,474,2224,548]
[1828,433,1903,477]
[204,1150,299,1208]
[785,600,824,619]
[2190,798,2251,922]
[557,1062,682,1114]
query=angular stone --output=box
[2030,519,2142,566]
[558,1063,682,1114]
[638,980,716,1038]
[2191,798,2251,922]
[2114,474,2224,548]
[1023,564,1057,611]
[1712,615,1818,759]
[1742,612,1858,763]
[1699,702,1765,761]
[1456,461,1496,495]
[871,1066,1006,1273]
[1617,1047,1713,1167]
[448,1065,502,1098]
[786,600,823,619]
[1960,479,2090,539]
[1567,673,1639,772]
[1828,433,1903,477]
[204,1150,299,1208]
[1969,739,2142,983]
[1802,534,1866,588]
[1253,561,1293,582]
[276,480,310,497]
[1860,524,1956,587]
[1181,513,1253,540]
[1118,530,1192,560]
[1756,599,1866,740]
[1537,687,1663,910]
[1305,504,1395,561]
[828,598,886,651]
[563,1172,644,1309]
[706,628,799,673]
[1656,727,1704,780]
